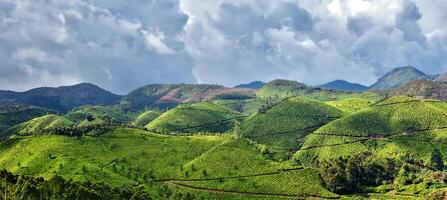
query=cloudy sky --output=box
[1,0,447,94]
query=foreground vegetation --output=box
[4,91,447,199]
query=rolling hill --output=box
[240,96,343,159]
[389,79,447,100]
[0,104,54,133]
[256,79,310,99]
[293,96,447,166]
[319,80,367,92]
[122,84,255,110]
[0,83,121,113]
[131,110,162,128]
[234,81,266,89]
[2,105,134,138]
[146,102,243,134]
[369,66,433,91]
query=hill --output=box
[0,83,121,113]
[240,97,343,159]
[293,96,447,166]
[2,105,134,138]
[131,110,161,128]
[256,79,311,98]
[389,79,447,100]
[146,102,243,134]
[122,84,255,110]
[325,98,372,115]
[234,81,266,89]
[0,104,54,133]
[319,80,367,92]
[0,128,226,196]
[172,139,338,199]
[369,66,433,91]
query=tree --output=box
[431,148,444,171]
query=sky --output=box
[1,0,447,94]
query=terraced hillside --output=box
[146,102,244,134]
[325,98,373,115]
[293,96,447,166]
[0,128,226,190]
[240,97,343,159]
[165,139,338,199]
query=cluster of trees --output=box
[320,149,447,194]
[0,169,153,200]
[319,152,397,193]
[20,125,114,137]
[258,97,277,114]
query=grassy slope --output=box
[0,129,338,199]
[0,128,226,187]
[131,110,161,128]
[0,105,53,133]
[325,98,372,115]
[66,105,134,125]
[166,139,338,199]
[294,96,447,166]
[11,114,75,135]
[256,80,309,99]
[213,99,263,115]
[239,97,343,160]
[146,102,242,134]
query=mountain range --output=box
[0,66,444,113]
[319,80,368,92]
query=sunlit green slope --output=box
[240,96,343,159]
[146,102,243,134]
[294,96,447,166]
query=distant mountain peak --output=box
[369,66,432,91]
[319,80,367,92]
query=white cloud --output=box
[1,0,447,93]
[142,30,174,54]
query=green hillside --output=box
[66,105,134,126]
[213,99,263,115]
[3,105,134,138]
[8,114,75,136]
[146,102,243,134]
[256,79,310,99]
[293,96,447,166]
[131,110,161,128]
[0,104,53,133]
[325,98,372,114]
[0,128,226,196]
[152,139,338,199]
[240,97,343,159]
